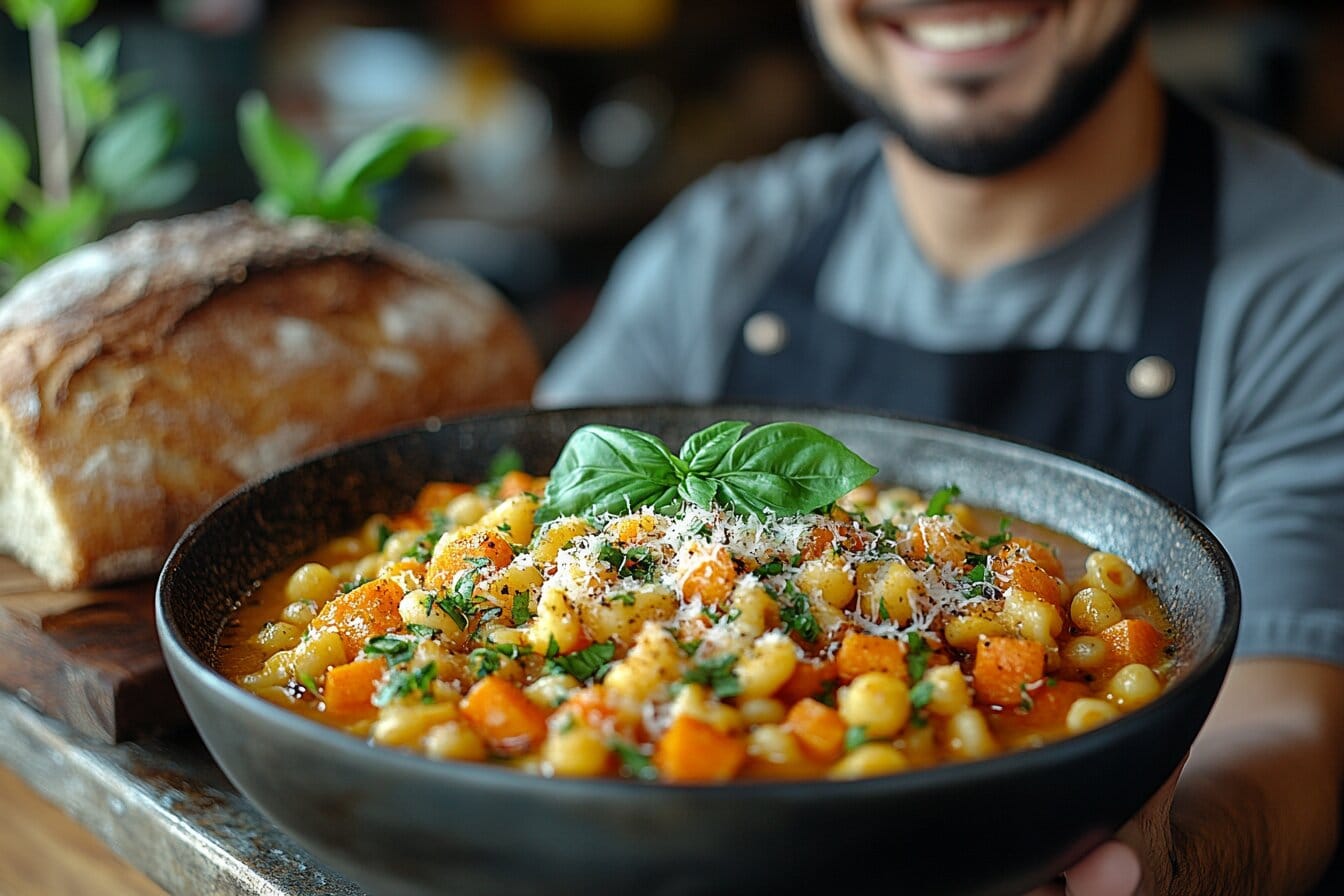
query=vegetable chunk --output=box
[973,636,1046,707]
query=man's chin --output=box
[805,4,1145,178]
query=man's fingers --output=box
[1062,841,1143,896]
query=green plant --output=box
[237,91,450,223]
[0,0,194,292]
[536,421,880,524]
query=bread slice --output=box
[0,205,540,589]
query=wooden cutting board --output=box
[0,557,184,743]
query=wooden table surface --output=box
[0,763,167,896]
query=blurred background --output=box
[3,0,1343,360]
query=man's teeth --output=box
[903,13,1038,52]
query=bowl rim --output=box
[157,403,1241,800]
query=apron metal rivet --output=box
[1128,355,1176,398]
[743,312,788,356]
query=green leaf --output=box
[319,121,450,212]
[59,29,119,135]
[682,654,741,699]
[544,641,616,682]
[536,425,684,525]
[5,0,96,27]
[609,739,657,781]
[708,423,879,518]
[236,91,321,209]
[14,186,103,269]
[906,631,932,682]
[909,679,935,710]
[107,158,194,213]
[487,446,525,482]
[844,725,869,753]
[925,484,961,517]
[0,119,30,213]
[362,634,415,666]
[679,420,749,475]
[85,98,177,199]
[678,474,719,510]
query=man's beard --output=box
[801,3,1145,177]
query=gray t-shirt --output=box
[537,116,1344,667]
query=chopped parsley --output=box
[597,542,658,582]
[297,671,320,695]
[362,634,416,666]
[545,641,617,682]
[906,631,932,682]
[909,679,935,710]
[406,623,438,639]
[878,596,891,622]
[375,522,393,550]
[402,511,451,562]
[925,484,961,517]
[676,638,703,657]
[339,577,369,594]
[608,592,637,606]
[373,662,438,706]
[610,739,658,781]
[511,590,533,625]
[844,725,869,752]
[755,559,785,577]
[682,654,742,699]
[778,581,821,642]
[977,518,1013,551]
[1018,683,1035,713]
[963,562,992,598]
[468,644,528,677]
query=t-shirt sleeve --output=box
[1198,242,1344,666]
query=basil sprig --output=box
[535,421,878,524]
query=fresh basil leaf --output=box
[925,484,961,517]
[374,661,438,707]
[678,473,719,510]
[679,420,749,475]
[236,91,321,209]
[319,121,451,218]
[708,423,878,518]
[536,425,683,524]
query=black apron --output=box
[720,95,1217,510]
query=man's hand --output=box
[1028,658,1344,895]
[1026,761,1182,896]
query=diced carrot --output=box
[425,527,515,591]
[972,636,1047,707]
[777,658,838,704]
[785,698,847,763]
[1010,680,1091,730]
[1096,618,1166,679]
[1010,538,1064,579]
[835,631,908,682]
[497,470,540,500]
[991,549,1065,604]
[323,659,384,715]
[800,527,835,561]
[679,543,736,606]
[388,511,429,532]
[460,676,549,756]
[312,577,405,661]
[654,716,748,783]
[414,482,472,515]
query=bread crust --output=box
[0,205,540,588]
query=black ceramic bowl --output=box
[158,406,1239,896]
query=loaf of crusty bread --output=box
[0,205,540,589]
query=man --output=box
[537,2,1344,892]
